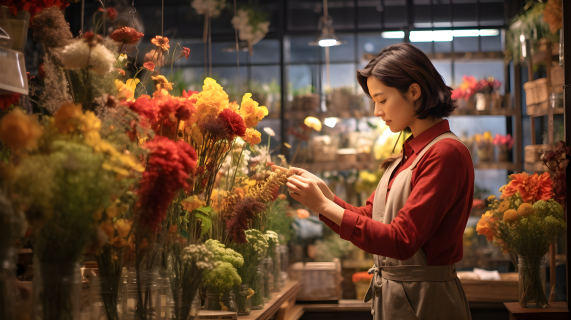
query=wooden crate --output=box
[289,259,343,301]
[524,144,551,164]
[460,273,519,302]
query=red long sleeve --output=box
[319,193,375,234]
[320,120,474,265]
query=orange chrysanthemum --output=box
[244,128,261,145]
[151,36,170,51]
[501,172,553,203]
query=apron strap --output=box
[381,265,456,282]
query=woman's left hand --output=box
[287,175,331,213]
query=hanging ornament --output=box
[192,0,226,42]
[231,6,269,56]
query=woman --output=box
[284,43,474,320]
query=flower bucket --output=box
[518,255,549,308]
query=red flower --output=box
[116,68,125,76]
[182,90,199,102]
[136,136,197,230]
[151,36,170,51]
[106,7,117,21]
[110,27,144,45]
[182,47,190,59]
[227,197,266,243]
[0,93,21,110]
[4,0,69,22]
[26,72,35,81]
[143,61,155,72]
[125,96,159,127]
[218,108,246,138]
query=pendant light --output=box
[309,0,345,47]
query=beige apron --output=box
[364,132,472,320]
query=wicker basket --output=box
[524,145,551,164]
[336,148,357,163]
[523,78,549,106]
[311,135,338,162]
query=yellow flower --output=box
[114,218,133,238]
[0,109,42,149]
[54,102,83,134]
[239,93,268,127]
[517,203,535,217]
[503,209,519,223]
[181,195,206,212]
[151,75,173,91]
[195,78,229,122]
[211,188,228,212]
[498,200,510,214]
[244,128,262,145]
[304,116,322,132]
[115,78,140,101]
[487,195,496,202]
[476,211,496,241]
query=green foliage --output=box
[267,198,294,242]
[203,239,244,292]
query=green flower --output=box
[533,200,564,220]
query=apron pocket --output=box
[382,279,420,320]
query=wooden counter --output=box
[240,280,302,320]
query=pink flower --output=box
[143,61,155,72]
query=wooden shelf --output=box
[474,162,516,171]
[529,107,565,118]
[530,43,559,66]
[451,109,515,117]
[240,280,302,320]
[504,301,568,320]
[524,162,550,173]
[460,273,519,303]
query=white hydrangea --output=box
[61,39,115,74]
[231,9,270,46]
[264,230,279,245]
[182,244,214,270]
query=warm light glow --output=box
[319,39,338,47]
[324,117,338,128]
[381,31,405,39]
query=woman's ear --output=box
[409,83,422,102]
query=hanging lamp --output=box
[309,0,345,47]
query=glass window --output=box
[249,65,281,115]
[357,34,402,64]
[480,34,502,52]
[250,39,280,64]
[357,0,382,29]
[453,36,478,52]
[479,2,505,26]
[383,0,408,28]
[320,34,355,62]
[289,36,321,63]
[432,61,453,87]
[452,2,478,27]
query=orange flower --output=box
[151,36,170,51]
[54,103,83,134]
[501,172,553,203]
[297,209,310,219]
[181,195,206,212]
[0,109,42,149]
[110,27,144,45]
[182,47,190,59]
[143,61,155,72]
[151,75,173,91]
[278,194,287,200]
[244,128,261,145]
[239,93,267,127]
[476,211,497,241]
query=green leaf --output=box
[195,206,213,237]
[367,121,377,130]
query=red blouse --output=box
[319,120,474,265]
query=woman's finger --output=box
[287,182,301,193]
[271,165,288,172]
[292,175,312,184]
[288,177,308,189]
[286,166,306,175]
[289,191,301,201]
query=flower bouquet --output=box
[476,172,566,308]
[475,77,502,111]
[493,134,514,162]
[474,131,494,162]
[451,76,478,110]
[203,240,244,312]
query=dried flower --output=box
[144,49,165,66]
[110,27,144,45]
[195,78,229,122]
[151,36,170,51]
[227,197,266,243]
[151,75,174,92]
[115,78,140,101]
[143,61,155,72]
[181,195,206,212]
[182,47,190,59]
[5,0,69,22]
[53,102,83,134]
[297,209,310,219]
[61,38,115,74]
[0,109,42,149]
[116,68,125,76]
[263,127,275,137]
[244,128,261,145]
[497,200,510,214]
[198,116,232,141]
[247,168,292,202]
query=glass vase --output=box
[278,245,289,287]
[168,286,201,320]
[271,249,281,292]
[262,257,273,301]
[122,269,159,320]
[33,260,82,320]
[90,276,124,320]
[0,199,16,320]
[204,288,236,312]
[518,255,548,308]
[497,147,509,162]
[235,284,252,316]
[251,265,265,310]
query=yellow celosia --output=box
[151,75,173,91]
[195,78,229,122]
[181,195,206,212]
[244,128,262,145]
[239,93,268,127]
[115,78,140,101]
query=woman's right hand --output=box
[272,165,335,201]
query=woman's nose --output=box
[374,103,384,117]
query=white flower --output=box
[192,0,226,17]
[61,39,115,74]
[263,127,275,137]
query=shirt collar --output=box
[404,119,451,155]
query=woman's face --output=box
[367,76,420,133]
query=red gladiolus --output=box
[110,27,144,45]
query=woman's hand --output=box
[272,165,335,201]
[286,175,331,213]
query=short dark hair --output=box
[357,43,455,119]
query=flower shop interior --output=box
[0,0,570,319]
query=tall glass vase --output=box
[204,288,237,312]
[518,255,548,308]
[33,259,82,320]
[271,250,281,292]
[262,257,273,301]
[0,196,17,320]
[122,269,159,320]
[251,265,265,310]
[235,284,252,315]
